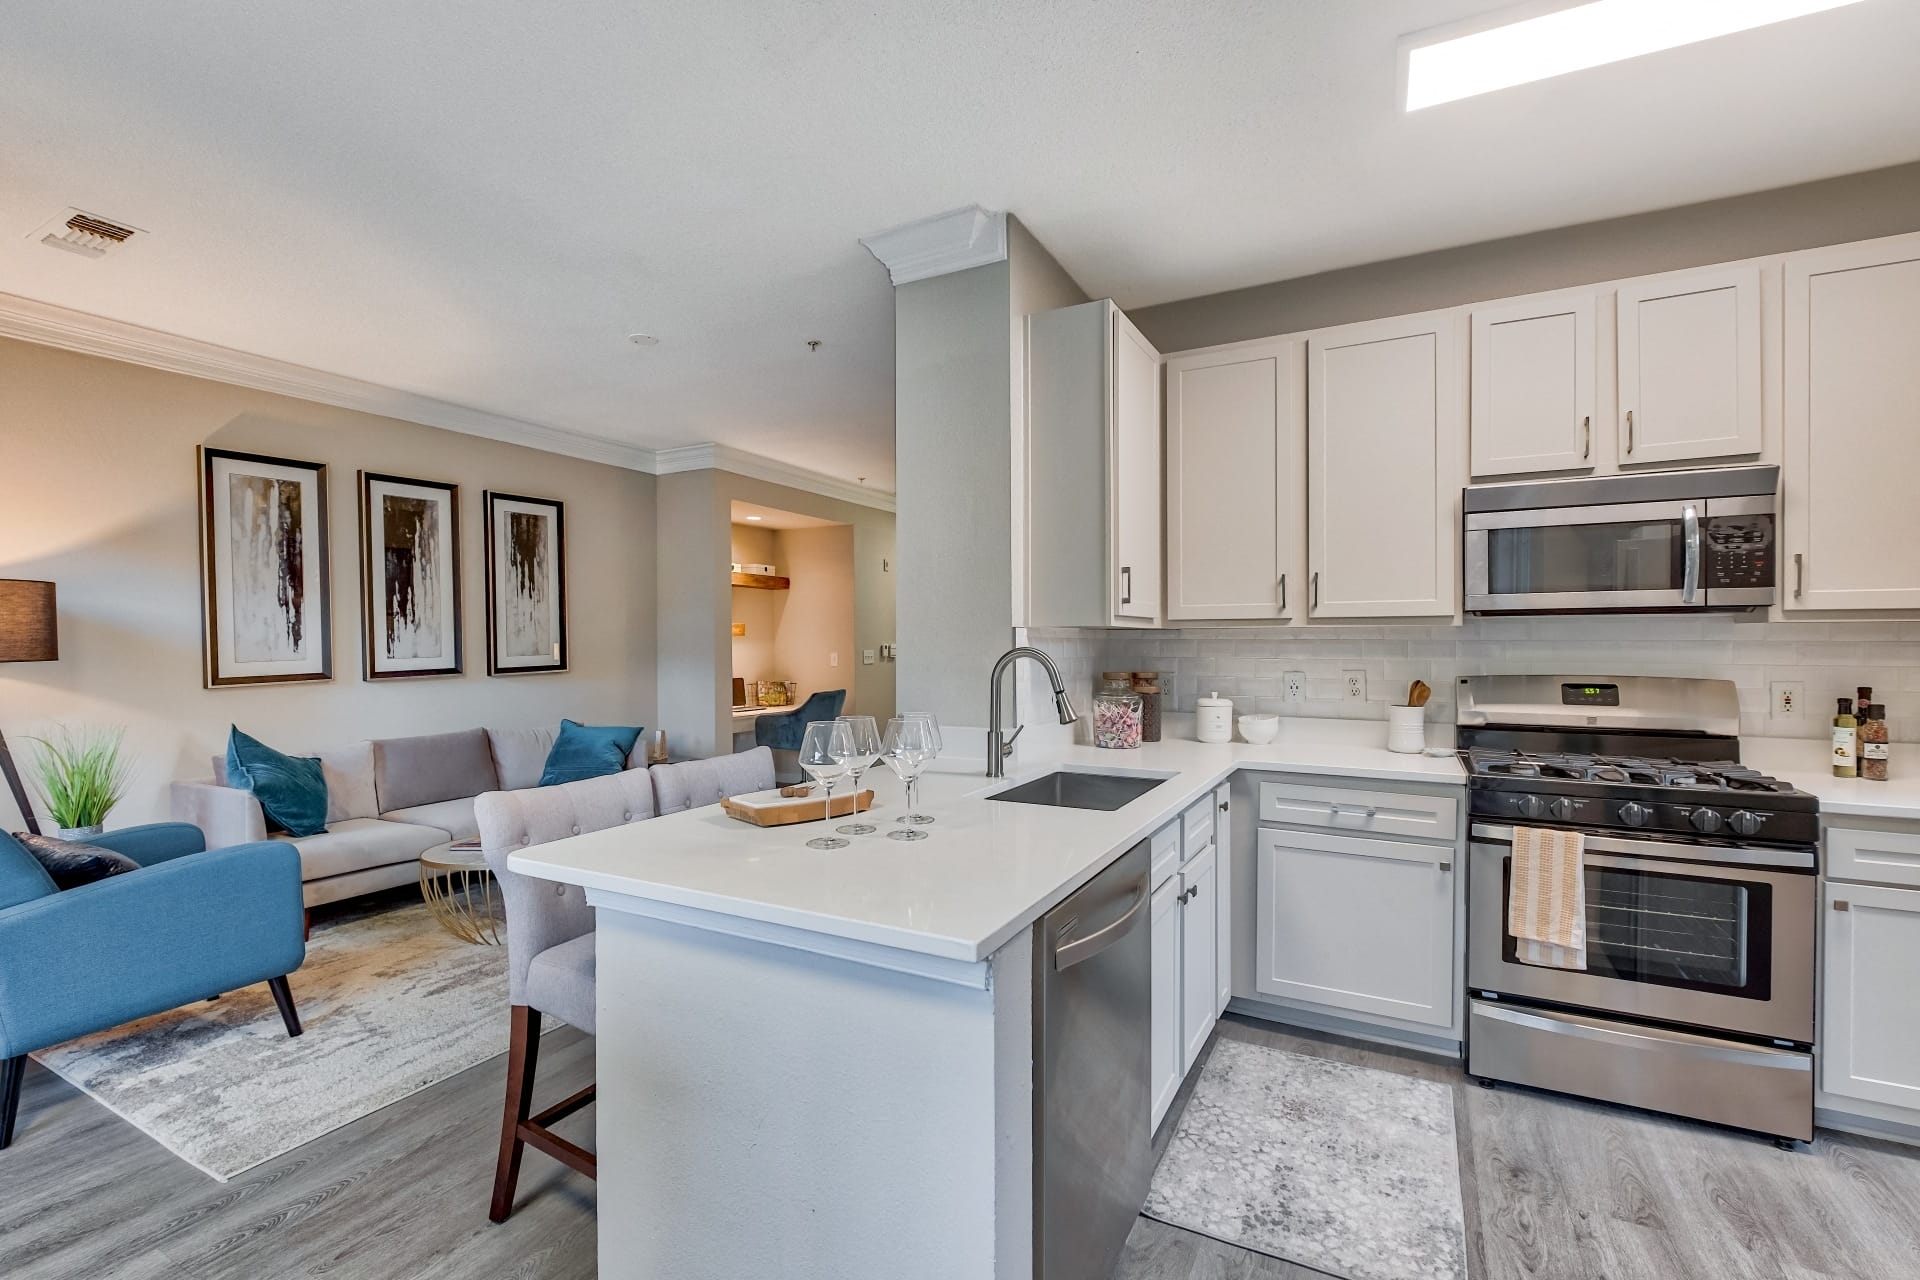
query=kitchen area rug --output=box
[1144,1039,1468,1280]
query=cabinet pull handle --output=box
[1833,899,1850,912]
[1278,574,1287,613]
[1120,565,1132,606]
[1581,415,1591,460]
[1438,861,1452,872]
[1220,799,1230,813]
[1311,572,1320,611]
[1624,409,1634,454]
[1794,553,1804,599]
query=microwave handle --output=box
[1681,504,1701,603]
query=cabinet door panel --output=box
[1307,311,1463,619]
[1110,310,1162,623]
[1214,786,1233,1016]
[1150,877,1183,1130]
[1254,828,1453,1027]
[1617,265,1762,465]
[1470,293,1596,477]
[1180,846,1218,1071]
[1166,341,1302,619]
[1821,881,1920,1111]
[1783,236,1920,611]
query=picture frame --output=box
[358,471,462,680]
[199,447,332,688]
[484,491,567,675]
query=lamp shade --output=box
[0,579,57,662]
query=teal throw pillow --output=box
[226,726,329,837]
[540,719,643,787]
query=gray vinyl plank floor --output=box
[4,1009,1917,1279]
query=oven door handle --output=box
[1471,823,1816,871]
[1682,503,1701,603]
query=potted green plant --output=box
[28,726,133,839]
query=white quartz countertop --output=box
[1742,736,1920,821]
[509,720,1464,963]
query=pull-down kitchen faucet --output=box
[986,646,1079,778]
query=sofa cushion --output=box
[379,797,481,844]
[0,829,59,910]
[227,728,329,838]
[14,832,142,890]
[276,818,445,882]
[540,719,643,787]
[372,729,498,814]
[488,726,557,792]
[211,741,378,823]
[526,933,595,1034]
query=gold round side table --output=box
[420,846,501,945]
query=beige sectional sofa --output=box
[170,725,645,908]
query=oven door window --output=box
[1485,519,1684,596]
[1503,861,1772,1000]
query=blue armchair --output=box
[754,689,847,751]
[0,822,306,1149]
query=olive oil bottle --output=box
[1832,697,1859,778]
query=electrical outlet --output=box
[1343,670,1367,701]
[1771,680,1805,718]
[1283,671,1307,703]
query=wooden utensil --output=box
[1407,680,1432,708]
[722,788,876,828]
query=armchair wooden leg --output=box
[2,1054,24,1151]
[268,976,303,1038]
[490,1005,542,1223]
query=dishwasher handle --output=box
[1053,883,1147,971]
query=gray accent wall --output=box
[1133,160,1920,353]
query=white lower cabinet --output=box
[1821,878,1920,1113]
[1149,874,1183,1130]
[1254,827,1455,1028]
[1179,845,1218,1069]
[1149,805,1228,1133]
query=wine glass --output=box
[904,711,943,759]
[798,719,855,850]
[882,715,936,840]
[834,715,883,835]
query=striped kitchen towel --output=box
[1508,826,1587,970]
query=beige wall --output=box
[1133,160,1920,352]
[729,524,780,686]
[769,524,856,711]
[0,337,657,826]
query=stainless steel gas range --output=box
[1459,674,1819,1145]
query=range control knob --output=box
[1728,810,1766,837]
[1550,797,1580,821]
[1690,807,1725,834]
[1618,801,1653,828]
[1514,794,1548,821]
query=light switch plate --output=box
[1343,670,1367,701]
[829,652,839,668]
[862,649,876,665]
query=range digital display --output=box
[1561,683,1620,706]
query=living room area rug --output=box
[32,896,535,1182]
[1144,1038,1469,1280]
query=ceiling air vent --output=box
[32,208,143,258]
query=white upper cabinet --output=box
[1616,264,1763,466]
[1027,299,1163,628]
[1165,338,1304,619]
[1307,310,1464,619]
[1469,291,1597,478]
[1782,233,1920,612]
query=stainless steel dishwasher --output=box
[1034,840,1150,1280]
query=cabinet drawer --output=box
[1257,782,1457,842]
[1182,796,1217,859]
[1827,825,1920,890]
[1150,821,1182,891]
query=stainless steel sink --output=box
[987,771,1168,812]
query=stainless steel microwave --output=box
[1464,466,1778,615]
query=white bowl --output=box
[1237,713,1279,745]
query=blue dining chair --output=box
[754,689,847,752]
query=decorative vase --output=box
[55,823,105,840]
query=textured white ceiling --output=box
[4,1,1917,490]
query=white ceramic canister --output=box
[1386,704,1427,754]
[1196,691,1234,744]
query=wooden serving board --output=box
[721,788,877,827]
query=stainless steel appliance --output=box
[1465,465,1777,614]
[1034,840,1150,1279]
[1459,675,1818,1144]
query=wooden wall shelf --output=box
[731,572,791,591]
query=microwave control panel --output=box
[1704,516,1774,588]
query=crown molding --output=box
[860,206,1007,286]
[0,290,658,470]
[653,443,895,513]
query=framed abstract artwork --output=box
[484,491,567,675]
[358,472,462,679]
[199,447,332,687]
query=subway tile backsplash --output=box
[1028,617,1920,744]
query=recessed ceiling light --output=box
[1401,0,1868,111]
[627,333,659,346]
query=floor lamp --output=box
[0,579,57,837]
